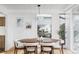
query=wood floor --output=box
[0,49,73,54]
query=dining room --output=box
[0,4,78,54]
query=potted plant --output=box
[58,23,65,44]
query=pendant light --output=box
[37,4,41,14]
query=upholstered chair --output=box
[41,45,54,54]
[24,43,38,54]
[14,41,24,54]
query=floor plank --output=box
[0,49,73,54]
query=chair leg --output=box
[24,46,27,54]
[52,47,54,54]
[50,51,52,54]
[14,49,17,54]
[49,46,54,54]
[35,46,37,54]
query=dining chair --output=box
[40,41,54,54]
[39,38,54,54]
[24,43,38,54]
[14,41,25,54]
[41,45,54,54]
[24,46,37,54]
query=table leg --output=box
[24,46,26,54]
[60,44,64,54]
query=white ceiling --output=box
[2,4,72,11]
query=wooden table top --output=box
[19,38,60,43]
[19,38,39,43]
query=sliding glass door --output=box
[73,14,79,53]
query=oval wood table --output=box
[18,38,63,54]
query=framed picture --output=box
[26,22,31,29]
[26,24,31,29]
[16,17,24,27]
[37,14,52,38]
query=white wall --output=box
[0,5,65,50]
[5,13,16,50]
[5,9,61,49]
[11,12,37,39]
[9,9,61,40]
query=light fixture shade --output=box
[37,5,40,7]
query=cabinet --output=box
[0,17,5,26]
[0,17,5,51]
[0,36,5,51]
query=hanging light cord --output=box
[37,4,40,14]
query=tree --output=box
[58,23,65,40]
